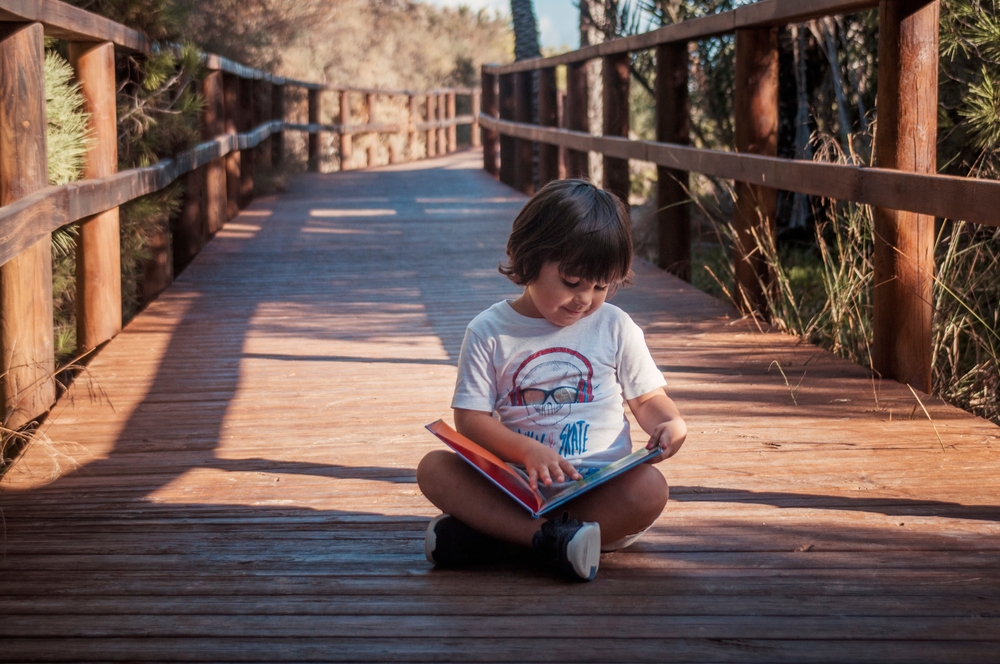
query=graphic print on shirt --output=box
[509,348,595,457]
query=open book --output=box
[425,419,660,519]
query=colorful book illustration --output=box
[425,419,660,519]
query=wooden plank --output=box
[655,42,691,281]
[872,0,939,393]
[0,21,53,429]
[732,26,779,314]
[0,636,996,663]
[483,0,878,75]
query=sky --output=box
[419,0,581,51]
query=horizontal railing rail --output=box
[481,0,967,395]
[0,0,482,431]
[480,117,1000,229]
[483,0,880,74]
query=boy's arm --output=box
[453,408,582,490]
[626,388,687,464]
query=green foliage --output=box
[67,0,187,40]
[117,45,205,168]
[45,52,92,187]
[119,186,183,321]
[44,49,92,363]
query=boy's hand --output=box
[522,442,582,490]
[645,417,687,464]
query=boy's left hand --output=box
[645,418,687,463]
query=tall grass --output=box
[661,132,1000,425]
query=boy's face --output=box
[523,261,610,327]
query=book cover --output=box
[425,419,660,518]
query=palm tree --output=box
[510,0,542,61]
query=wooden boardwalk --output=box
[1,150,999,662]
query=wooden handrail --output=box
[480,116,1000,229]
[0,0,485,429]
[484,0,880,75]
[483,0,959,394]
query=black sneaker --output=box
[424,514,510,567]
[532,512,601,581]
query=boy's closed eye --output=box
[561,277,609,291]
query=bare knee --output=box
[624,466,669,526]
[417,450,458,507]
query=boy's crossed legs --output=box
[417,450,669,579]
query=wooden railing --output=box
[0,0,479,432]
[481,0,1000,395]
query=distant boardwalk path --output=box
[1,150,998,662]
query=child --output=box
[417,179,686,581]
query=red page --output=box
[425,420,544,514]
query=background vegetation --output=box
[617,0,999,424]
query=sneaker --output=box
[532,512,601,581]
[424,514,510,567]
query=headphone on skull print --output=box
[508,347,595,407]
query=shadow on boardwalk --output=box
[1,150,999,662]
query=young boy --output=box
[417,179,686,580]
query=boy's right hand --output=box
[522,442,582,490]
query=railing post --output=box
[603,53,630,202]
[438,94,448,155]
[447,91,457,153]
[557,88,567,178]
[223,73,242,217]
[367,92,378,168]
[471,90,481,148]
[565,62,589,179]
[0,22,54,429]
[340,90,353,170]
[498,74,516,186]
[201,69,226,237]
[239,77,255,205]
[256,80,272,168]
[873,0,939,393]
[538,67,559,187]
[732,27,778,314]
[513,72,535,195]
[408,94,418,160]
[655,42,691,281]
[426,93,437,158]
[481,68,499,177]
[69,40,122,354]
[307,87,320,172]
[272,83,285,169]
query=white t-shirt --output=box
[452,300,667,468]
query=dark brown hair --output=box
[499,179,633,290]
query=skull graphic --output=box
[510,348,594,425]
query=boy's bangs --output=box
[558,216,633,287]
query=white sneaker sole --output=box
[425,514,449,564]
[566,522,601,581]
